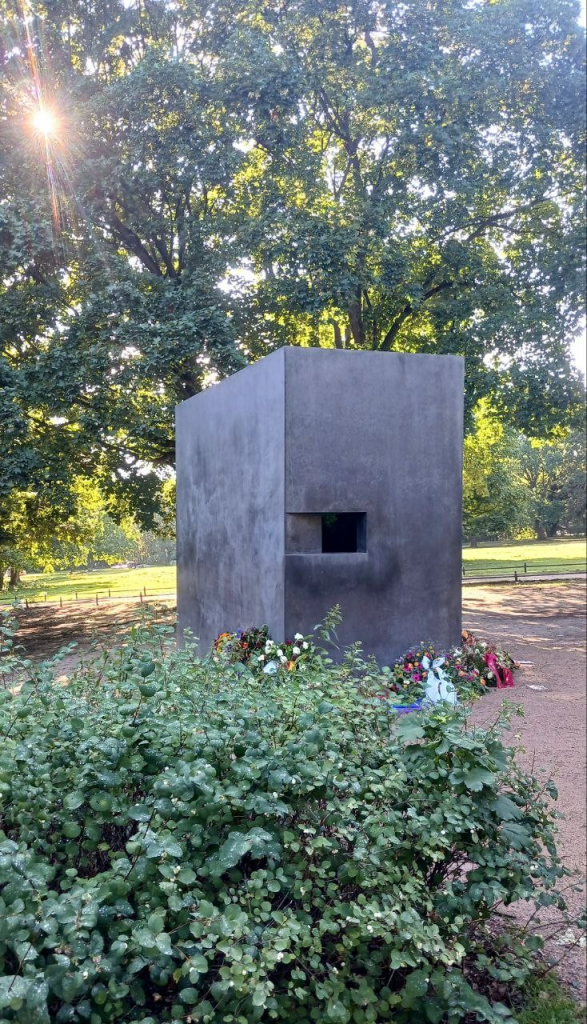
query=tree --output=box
[0,478,103,587]
[1,0,585,524]
[518,429,587,538]
[462,405,532,544]
[463,404,586,543]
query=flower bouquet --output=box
[459,629,516,688]
[385,642,484,705]
[212,627,315,674]
[212,625,270,664]
[254,633,314,674]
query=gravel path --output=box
[464,582,586,999]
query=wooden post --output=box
[60,597,63,608]
[96,594,99,606]
[514,570,518,583]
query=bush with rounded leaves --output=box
[0,613,581,1023]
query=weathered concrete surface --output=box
[283,348,463,662]
[176,347,463,662]
[176,349,285,650]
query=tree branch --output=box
[107,213,163,276]
[435,196,557,245]
[153,235,177,278]
[327,318,344,349]
[378,280,458,352]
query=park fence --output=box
[461,560,587,583]
[1,560,586,608]
[1,589,177,609]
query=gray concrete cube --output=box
[176,347,464,664]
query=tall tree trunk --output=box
[534,520,547,540]
[0,564,4,591]
[348,294,366,347]
[8,566,20,590]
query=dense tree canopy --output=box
[1,0,585,524]
[463,403,586,543]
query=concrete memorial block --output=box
[176,347,464,664]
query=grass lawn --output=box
[1,538,585,603]
[516,975,586,1024]
[462,538,586,576]
[0,565,176,604]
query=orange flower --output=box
[287,660,296,671]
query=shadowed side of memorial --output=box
[176,349,286,652]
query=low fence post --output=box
[514,570,518,582]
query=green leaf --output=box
[89,792,114,813]
[128,803,152,821]
[180,988,200,1004]
[147,913,165,935]
[493,795,522,821]
[502,822,532,849]
[395,718,426,743]
[64,792,85,810]
[63,822,81,838]
[463,768,496,792]
[252,985,267,1007]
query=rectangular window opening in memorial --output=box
[321,512,366,553]
[285,512,367,554]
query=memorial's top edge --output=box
[175,346,464,414]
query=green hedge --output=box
[0,614,580,1023]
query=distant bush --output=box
[0,613,582,1023]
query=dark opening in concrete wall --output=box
[285,511,367,553]
[322,513,367,553]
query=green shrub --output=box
[0,613,582,1023]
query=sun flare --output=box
[32,106,57,137]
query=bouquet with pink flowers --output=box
[460,630,517,688]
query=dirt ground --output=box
[5,583,587,996]
[6,598,176,670]
[464,582,587,999]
